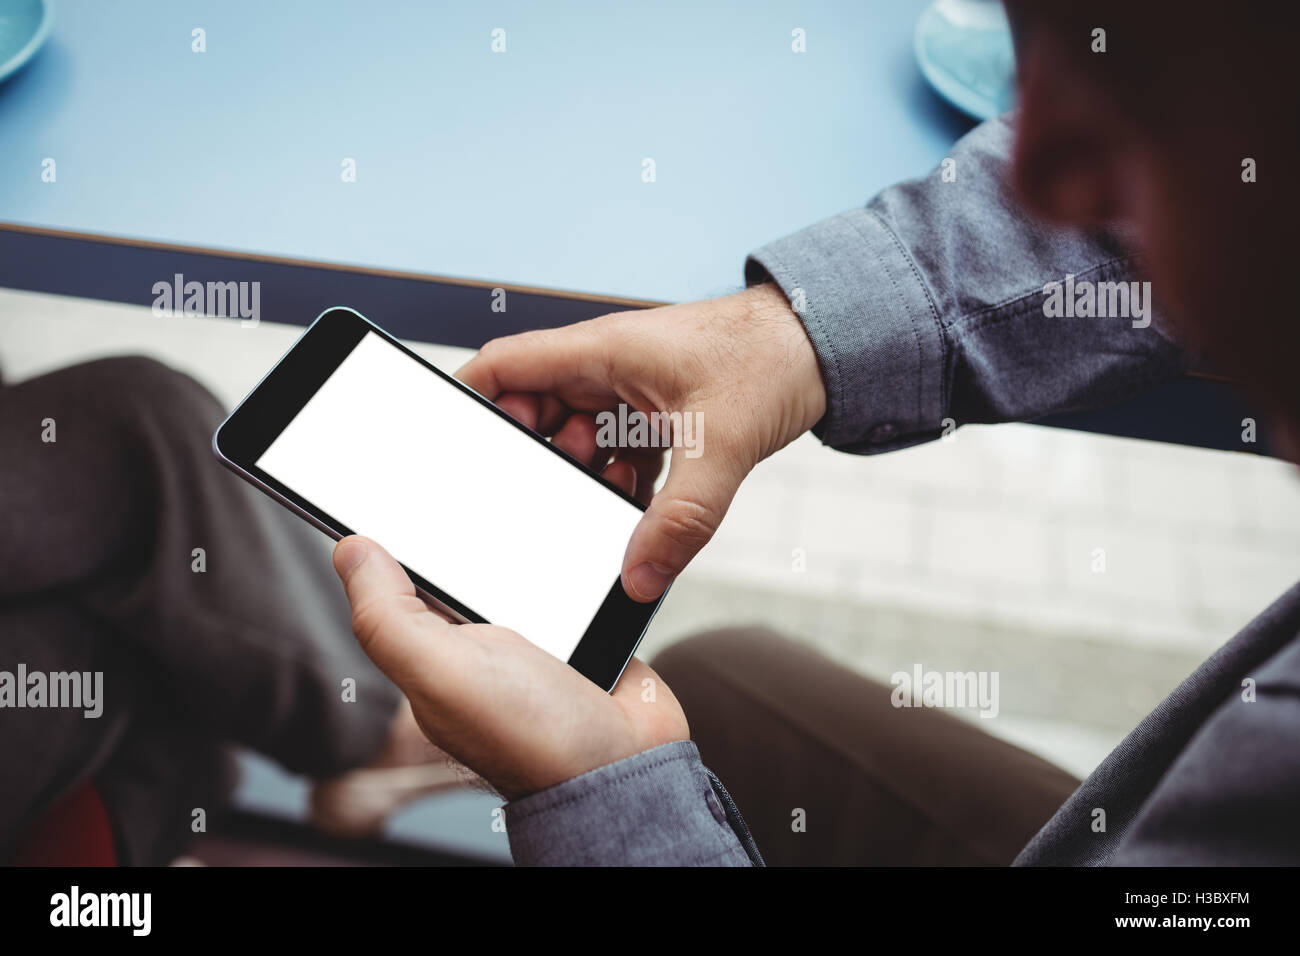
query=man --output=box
[331,1,1299,865]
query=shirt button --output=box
[705,789,727,825]
[868,423,897,443]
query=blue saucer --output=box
[0,0,52,84]
[914,0,1015,121]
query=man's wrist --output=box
[739,281,828,437]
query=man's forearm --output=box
[746,114,1189,455]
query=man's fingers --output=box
[333,536,454,687]
[601,459,637,497]
[536,396,570,435]
[494,392,540,430]
[620,446,747,602]
[552,412,603,469]
[617,448,666,505]
[456,323,619,407]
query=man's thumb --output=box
[333,536,449,685]
[620,451,745,602]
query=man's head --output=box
[1002,1,1298,452]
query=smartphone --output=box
[213,307,664,691]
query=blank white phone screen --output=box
[256,331,643,662]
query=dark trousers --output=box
[653,628,1080,866]
[0,357,399,865]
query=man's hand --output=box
[333,535,689,801]
[457,282,826,602]
[332,285,823,800]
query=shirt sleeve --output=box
[504,740,762,866]
[745,113,1189,454]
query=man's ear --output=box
[1010,37,1138,229]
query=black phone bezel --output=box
[213,306,663,692]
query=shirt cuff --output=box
[504,740,759,867]
[745,208,947,453]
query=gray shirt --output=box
[504,115,1300,866]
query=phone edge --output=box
[212,304,659,690]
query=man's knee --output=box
[41,356,224,436]
[89,356,218,410]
